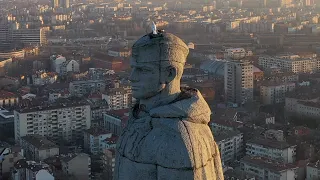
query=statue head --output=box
[129,31,189,100]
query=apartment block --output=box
[246,138,296,163]
[69,80,106,97]
[224,59,253,105]
[240,156,297,180]
[102,87,133,110]
[83,127,112,155]
[61,153,91,180]
[260,81,295,105]
[103,109,129,136]
[215,130,244,164]
[258,54,319,73]
[14,101,91,143]
[21,135,59,161]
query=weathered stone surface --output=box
[114,31,224,180]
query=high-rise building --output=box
[51,0,70,8]
[224,59,253,105]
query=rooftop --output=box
[21,135,58,150]
[215,130,242,142]
[85,127,110,136]
[0,90,17,99]
[247,138,295,150]
[241,156,297,172]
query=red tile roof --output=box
[0,90,17,99]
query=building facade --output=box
[240,156,297,180]
[260,81,295,105]
[216,130,244,164]
[83,127,112,155]
[14,102,91,143]
[61,153,91,180]
[246,138,296,163]
[102,87,133,110]
[224,59,253,105]
[258,54,319,73]
[21,135,59,161]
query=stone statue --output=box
[114,30,224,180]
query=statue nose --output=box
[129,71,139,82]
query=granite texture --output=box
[114,32,224,180]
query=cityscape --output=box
[1,0,320,179]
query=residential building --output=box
[103,109,129,136]
[60,153,91,180]
[285,90,319,113]
[69,80,106,96]
[10,28,48,46]
[293,101,320,119]
[14,101,91,143]
[11,159,54,180]
[224,48,253,60]
[60,60,80,75]
[306,161,320,180]
[32,71,58,86]
[50,55,66,74]
[258,54,319,73]
[224,59,253,105]
[0,90,19,107]
[215,130,244,164]
[101,149,115,180]
[83,127,112,155]
[260,81,295,105]
[102,86,133,110]
[21,135,59,161]
[240,156,297,180]
[246,138,296,163]
[101,133,118,150]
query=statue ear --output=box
[165,66,177,84]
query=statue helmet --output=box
[131,31,189,64]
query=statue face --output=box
[129,61,166,100]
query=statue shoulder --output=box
[151,118,217,169]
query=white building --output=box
[294,101,320,119]
[246,138,296,163]
[224,48,253,59]
[306,161,320,180]
[21,135,59,161]
[60,60,80,75]
[14,101,91,143]
[224,59,253,105]
[50,55,66,74]
[260,81,296,105]
[60,153,91,180]
[240,156,297,180]
[102,86,133,110]
[215,130,244,164]
[12,159,54,180]
[258,54,320,73]
[83,127,113,155]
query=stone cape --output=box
[114,87,224,180]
